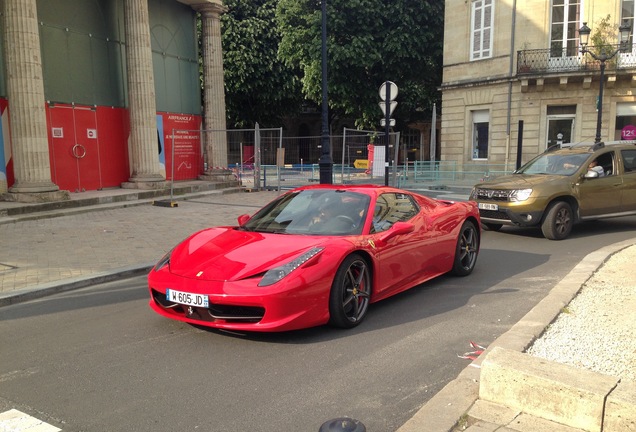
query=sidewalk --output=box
[0,183,279,304]
[1,183,635,432]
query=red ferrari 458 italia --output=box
[148,184,481,332]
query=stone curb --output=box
[0,187,244,225]
[0,264,154,307]
[480,347,636,431]
[397,238,636,432]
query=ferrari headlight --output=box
[154,249,173,271]
[510,189,532,202]
[258,247,324,287]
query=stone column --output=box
[196,1,228,171]
[123,0,165,189]
[3,0,68,202]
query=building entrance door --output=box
[48,103,102,192]
[546,116,574,149]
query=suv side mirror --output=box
[584,170,599,179]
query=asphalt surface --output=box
[1,183,634,432]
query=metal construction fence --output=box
[178,126,514,191]
[245,161,514,191]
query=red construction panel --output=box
[0,98,14,188]
[47,103,81,192]
[73,105,101,191]
[47,104,130,192]
[159,112,202,181]
[96,106,129,187]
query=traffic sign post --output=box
[379,81,397,186]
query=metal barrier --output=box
[236,161,514,191]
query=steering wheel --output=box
[334,215,356,226]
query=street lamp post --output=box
[578,20,632,144]
[318,0,333,184]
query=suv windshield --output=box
[516,152,591,176]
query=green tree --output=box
[276,0,443,129]
[590,15,619,58]
[220,0,303,128]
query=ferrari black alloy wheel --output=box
[329,253,371,328]
[452,220,479,276]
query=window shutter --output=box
[471,0,493,60]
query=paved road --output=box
[2,202,635,430]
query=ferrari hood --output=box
[167,227,329,281]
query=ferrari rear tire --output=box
[451,220,479,276]
[328,253,371,329]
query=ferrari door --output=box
[371,193,435,299]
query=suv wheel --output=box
[541,201,573,240]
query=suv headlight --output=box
[510,189,532,202]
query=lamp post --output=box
[578,20,632,144]
[318,0,333,184]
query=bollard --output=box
[319,417,366,432]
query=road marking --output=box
[0,409,61,431]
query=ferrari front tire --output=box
[451,220,479,276]
[328,253,371,329]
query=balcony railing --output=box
[517,44,636,75]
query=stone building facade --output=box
[442,0,636,172]
[0,0,227,201]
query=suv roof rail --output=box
[543,140,636,154]
[600,140,636,146]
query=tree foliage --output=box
[220,0,444,130]
[220,0,303,128]
[276,0,443,129]
[589,15,619,58]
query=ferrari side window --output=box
[371,193,418,233]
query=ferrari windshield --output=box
[516,152,591,176]
[241,189,370,235]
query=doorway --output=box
[546,105,576,149]
[47,103,102,192]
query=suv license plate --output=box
[166,289,209,308]
[478,203,499,211]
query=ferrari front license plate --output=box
[478,202,498,211]
[166,289,209,308]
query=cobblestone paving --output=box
[0,192,280,293]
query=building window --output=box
[546,105,576,149]
[472,110,489,159]
[550,0,581,59]
[622,0,634,45]
[615,103,636,140]
[470,0,493,61]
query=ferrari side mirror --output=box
[378,221,415,243]
[237,214,251,225]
